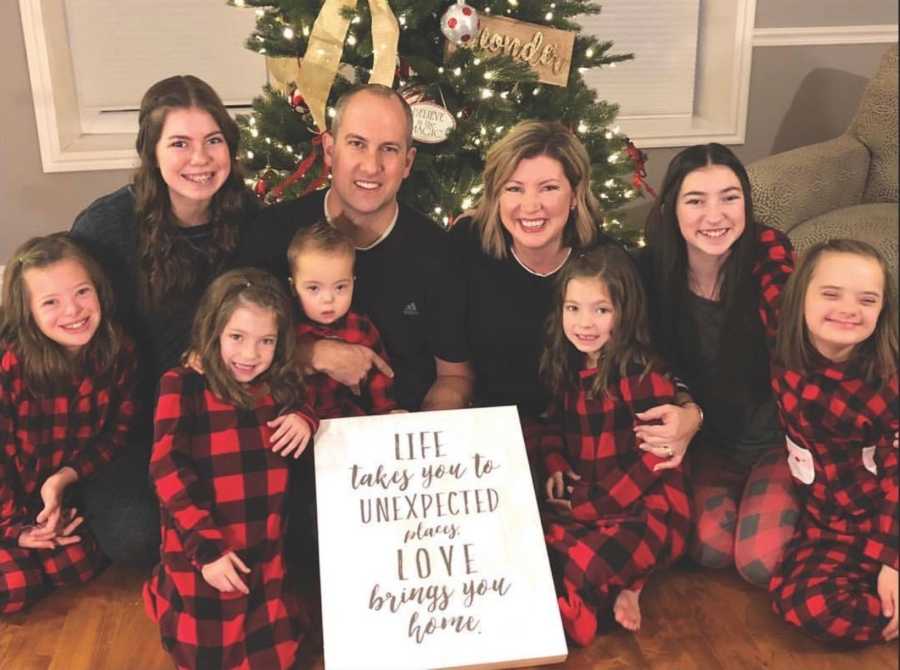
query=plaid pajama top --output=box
[539,361,690,525]
[772,359,899,570]
[297,310,398,418]
[754,225,795,345]
[146,367,318,669]
[0,341,137,543]
[150,367,318,568]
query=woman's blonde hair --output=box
[0,233,124,394]
[776,239,898,387]
[471,120,603,259]
[190,268,303,410]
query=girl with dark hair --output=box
[70,75,258,563]
[0,234,136,613]
[769,239,898,644]
[638,143,798,586]
[144,268,316,669]
[533,244,690,646]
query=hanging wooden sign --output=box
[315,406,567,670]
[448,15,576,87]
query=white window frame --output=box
[579,0,757,149]
[19,0,900,173]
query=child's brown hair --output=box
[776,238,898,387]
[539,243,658,399]
[0,233,123,394]
[286,220,356,277]
[190,267,303,409]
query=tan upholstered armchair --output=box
[748,45,898,295]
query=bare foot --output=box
[613,588,642,631]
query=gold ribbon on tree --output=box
[266,0,400,133]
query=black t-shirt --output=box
[635,247,782,454]
[683,292,782,453]
[449,218,562,418]
[236,190,467,410]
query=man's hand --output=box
[308,339,393,393]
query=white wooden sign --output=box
[315,406,567,670]
[411,102,457,144]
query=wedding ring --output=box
[664,445,674,458]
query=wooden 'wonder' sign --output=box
[449,15,575,87]
[315,406,567,670]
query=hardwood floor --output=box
[1,563,896,670]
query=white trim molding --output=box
[754,24,899,47]
[20,0,138,173]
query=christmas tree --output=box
[231,0,647,241]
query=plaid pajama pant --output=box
[770,534,890,643]
[0,528,107,614]
[689,446,799,586]
[546,506,680,627]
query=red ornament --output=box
[254,176,269,197]
[290,89,306,110]
[624,139,657,198]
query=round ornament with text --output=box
[440,1,480,46]
[410,102,457,144]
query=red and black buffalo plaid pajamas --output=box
[144,367,318,670]
[769,360,898,643]
[297,311,398,419]
[690,226,799,586]
[1,342,137,614]
[532,361,691,645]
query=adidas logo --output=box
[402,301,420,316]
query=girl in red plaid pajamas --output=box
[534,244,691,646]
[287,220,399,418]
[144,268,317,670]
[1,234,136,614]
[769,239,899,644]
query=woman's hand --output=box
[201,551,251,595]
[545,470,581,512]
[37,467,79,534]
[635,403,701,471]
[310,339,393,393]
[267,413,313,459]
[878,564,899,641]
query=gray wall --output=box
[2,1,897,258]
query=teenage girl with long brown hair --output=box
[71,75,258,563]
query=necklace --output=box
[510,246,572,278]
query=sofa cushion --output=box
[850,46,898,204]
[788,203,898,294]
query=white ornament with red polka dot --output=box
[440,0,480,46]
